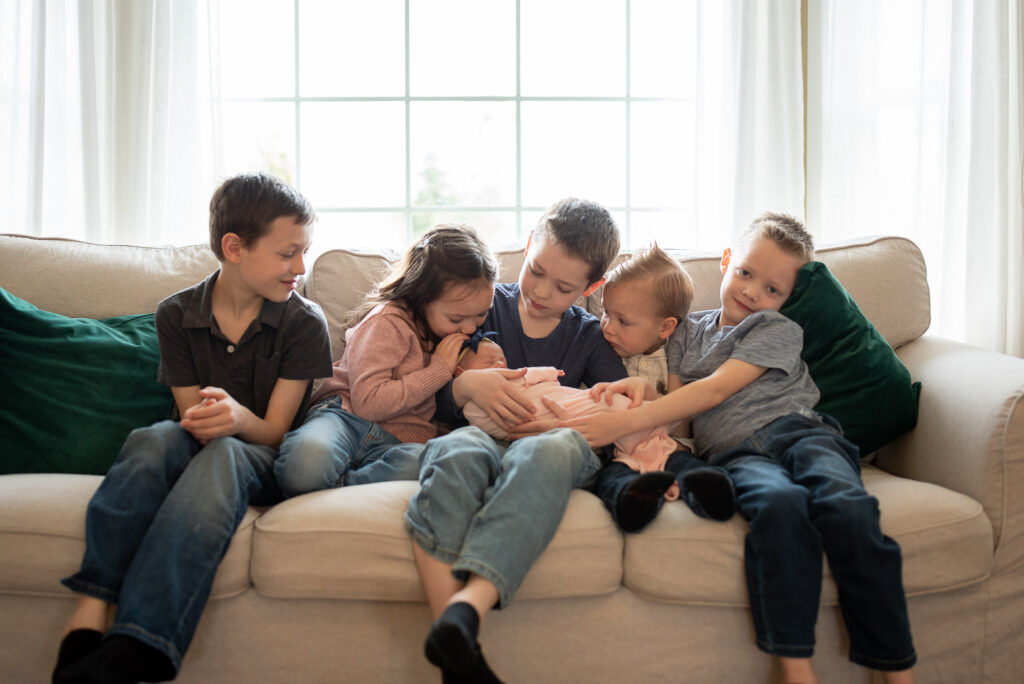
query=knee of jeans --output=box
[274,439,344,497]
[118,421,193,470]
[747,485,811,527]
[507,428,592,476]
[812,489,881,531]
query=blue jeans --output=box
[712,412,916,671]
[274,396,425,497]
[405,426,600,607]
[61,420,282,672]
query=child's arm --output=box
[347,314,459,422]
[559,358,767,448]
[178,379,310,448]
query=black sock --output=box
[441,650,505,684]
[52,629,104,684]
[614,471,676,532]
[425,602,482,675]
[682,467,736,521]
[93,635,176,684]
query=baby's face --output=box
[601,280,672,357]
[457,338,508,372]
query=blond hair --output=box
[741,212,815,264]
[605,244,694,322]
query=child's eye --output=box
[557,286,573,295]
[738,268,751,277]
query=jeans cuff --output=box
[755,638,815,659]
[404,518,461,566]
[451,556,513,609]
[849,649,918,671]
[60,575,120,604]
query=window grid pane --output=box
[220,1,698,252]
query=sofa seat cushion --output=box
[622,466,993,606]
[250,481,623,601]
[0,474,257,599]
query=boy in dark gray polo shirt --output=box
[54,173,333,684]
[560,213,916,683]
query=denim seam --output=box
[756,637,815,658]
[849,648,918,671]
[60,577,119,604]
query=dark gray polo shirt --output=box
[155,271,333,430]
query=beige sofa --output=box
[1,232,1022,683]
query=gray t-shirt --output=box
[156,271,334,431]
[665,309,819,457]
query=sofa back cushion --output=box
[0,234,219,318]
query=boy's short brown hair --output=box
[741,212,815,264]
[208,172,314,260]
[605,244,694,322]
[533,198,620,285]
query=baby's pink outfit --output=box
[463,367,681,473]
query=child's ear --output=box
[720,248,731,274]
[659,316,678,340]
[582,277,606,297]
[222,233,244,264]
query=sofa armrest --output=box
[877,335,1024,574]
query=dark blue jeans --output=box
[62,420,282,672]
[712,412,916,671]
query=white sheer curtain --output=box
[694,0,805,248]
[1,0,219,246]
[806,0,1024,356]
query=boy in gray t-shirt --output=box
[560,213,916,683]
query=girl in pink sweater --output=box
[274,224,498,497]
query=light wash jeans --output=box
[61,420,282,672]
[714,411,916,671]
[405,425,600,607]
[274,396,425,497]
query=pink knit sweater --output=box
[311,301,453,444]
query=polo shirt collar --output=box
[181,269,289,332]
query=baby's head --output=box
[455,333,507,375]
[718,212,815,328]
[600,245,694,357]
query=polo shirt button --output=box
[227,345,236,353]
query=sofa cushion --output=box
[250,481,623,601]
[0,234,219,319]
[0,474,257,599]
[0,288,174,475]
[779,261,921,455]
[621,466,993,606]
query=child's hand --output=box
[589,376,649,407]
[434,332,469,374]
[180,387,248,442]
[454,367,535,431]
[506,394,570,440]
[559,411,631,449]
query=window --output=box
[214,0,700,253]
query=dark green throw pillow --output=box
[0,288,173,474]
[780,262,921,456]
